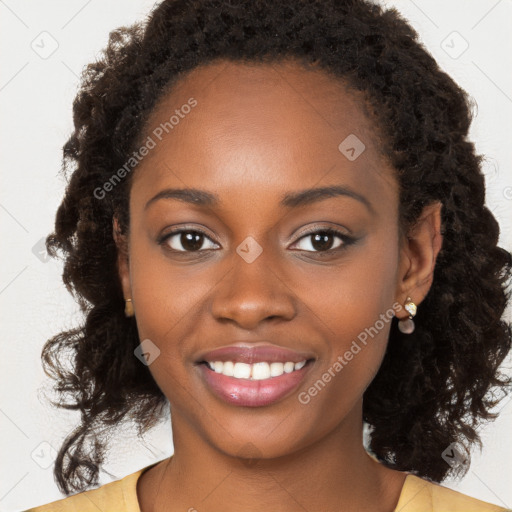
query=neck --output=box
[138,402,406,512]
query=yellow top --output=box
[25,463,510,512]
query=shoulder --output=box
[24,463,157,512]
[396,473,511,512]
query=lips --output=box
[195,342,317,365]
[198,360,314,407]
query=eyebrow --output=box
[144,185,374,214]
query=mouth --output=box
[196,358,316,379]
[194,342,317,366]
[195,358,316,407]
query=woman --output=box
[26,0,512,510]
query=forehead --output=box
[131,59,396,214]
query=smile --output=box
[197,359,315,407]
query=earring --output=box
[398,296,417,334]
[124,298,134,317]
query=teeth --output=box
[206,360,308,380]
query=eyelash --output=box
[157,227,357,255]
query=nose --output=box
[210,251,296,330]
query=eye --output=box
[158,229,219,252]
[290,228,355,253]
[157,226,356,254]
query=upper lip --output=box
[195,342,316,365]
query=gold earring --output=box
[124,298,134,317]
[398,296,417,334]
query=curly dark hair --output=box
[42,0,512,496]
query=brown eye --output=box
[160,229,219,252]
[291,228,355,253]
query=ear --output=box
[395,201,443,318]
[113,215,132,301]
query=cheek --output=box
[129,252,214,346]
[127,246,210,402]
[298,233,399,396]
[298,231,399,336]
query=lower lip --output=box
[198,361,314,407]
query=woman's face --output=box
[116,59,415,458]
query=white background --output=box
[1,1,511,510]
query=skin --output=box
[114,59,443,512]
